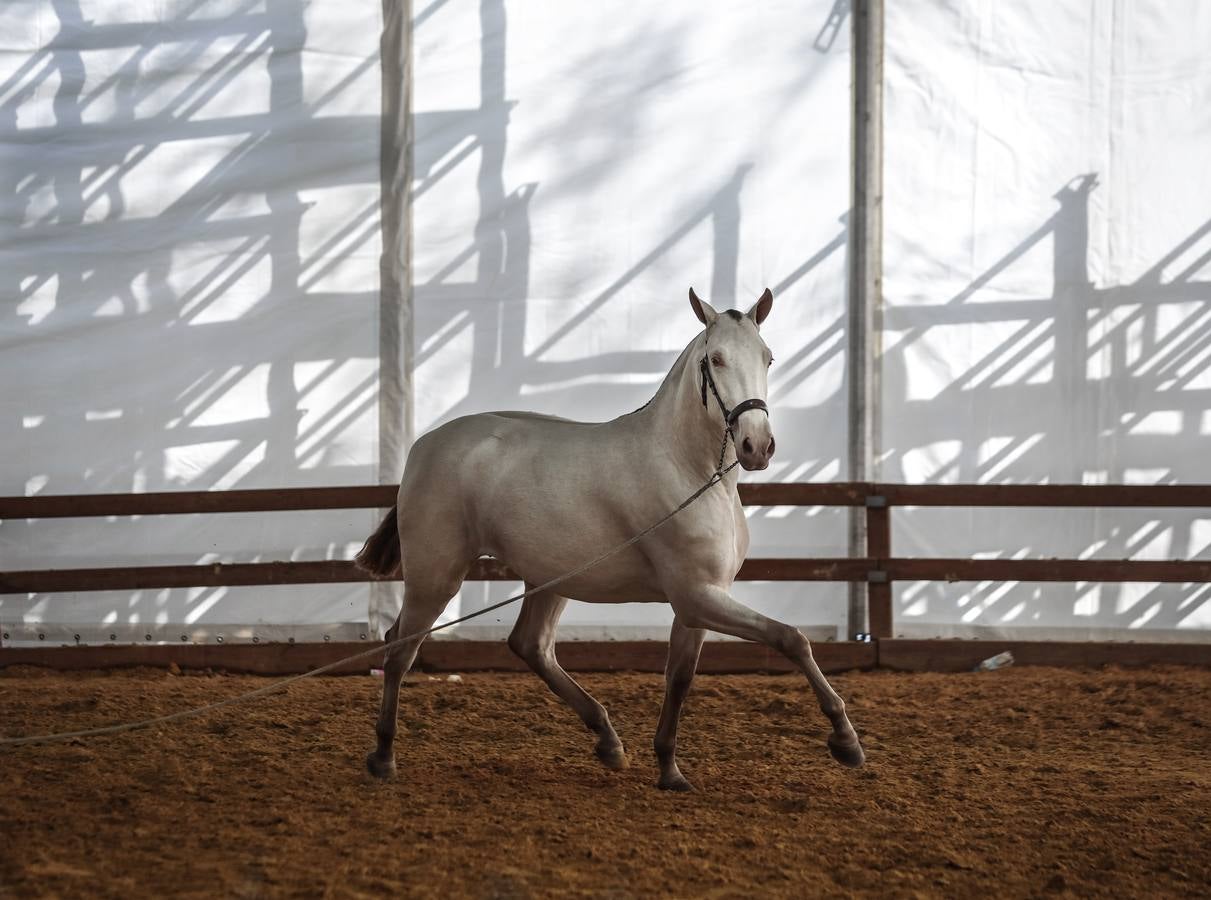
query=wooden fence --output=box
[3,483,1211,672]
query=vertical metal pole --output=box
[372,0,413,637]
[379,0,414,474]
[847,0,884,639]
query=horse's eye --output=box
[711,353,725,367]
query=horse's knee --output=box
[775,624,811,660]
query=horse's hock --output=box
[3,665,1209,897]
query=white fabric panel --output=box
[1,1,383,644]
[883,0,1211,638]
[409,0,853,639]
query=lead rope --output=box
[0,433,738,748]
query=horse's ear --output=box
[746,288,773,328]
[689,287,718,326]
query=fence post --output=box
[865,494,892,639]
[847,0,885,639]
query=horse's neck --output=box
[637,333,735,480]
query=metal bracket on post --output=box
[864,488,893,640]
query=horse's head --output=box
[689,287,776,471]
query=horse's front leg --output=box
[507,590,627,769]
[653,617,707,791]
[669,583,864,768]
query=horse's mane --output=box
[623,329,704,417]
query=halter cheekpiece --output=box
[699,354,769,433]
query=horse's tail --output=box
[354,505,403,578]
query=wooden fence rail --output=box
[4,483,1211,643]
[0,558,872,594]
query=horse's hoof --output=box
[595,744,628,771]
[366,751,397,780]
[827,733,866,769]
[657,773,693,792]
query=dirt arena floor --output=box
[2,664,1209,899]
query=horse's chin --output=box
[739,457,770,472]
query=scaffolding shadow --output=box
[0,0,383,642]
[881,174,1211,637]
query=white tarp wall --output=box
[8,0,1208,647]
[1,0,384,644]
[883,1,1211,640]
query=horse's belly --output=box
[554,569,668,605]
[484,540,666,604]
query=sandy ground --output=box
[1,664,1209,898]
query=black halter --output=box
[699,355,769,434]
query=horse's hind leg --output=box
[366,577,461,779]
[654,617,707,791]
[507,590,627,769]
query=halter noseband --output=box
[699,355,769,433]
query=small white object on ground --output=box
[370,668,384,678]
[975,651,1015,672]
[446,674,463,683]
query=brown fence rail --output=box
[3,482,1211,642]
[0,483,870,518]
[0,558,871,594]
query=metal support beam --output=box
[374,0,414,636]
[379,0,414,477]
[847,0,884,639]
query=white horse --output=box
[356,288,865,789]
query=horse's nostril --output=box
[767,437,776,458]
[742,437,754,455]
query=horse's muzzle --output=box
[737,431,775,470]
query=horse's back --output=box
[399,411,616,515]
[407,411,597,465]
